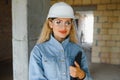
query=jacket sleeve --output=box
[81,50,93,80]
[29,45,47,80]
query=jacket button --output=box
[63,72,66,75]
[60,50,64,52]
[60,59,65,62]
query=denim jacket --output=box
[29,35,92,80]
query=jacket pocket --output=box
[42,56,57,78]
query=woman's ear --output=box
[49,21,53,28]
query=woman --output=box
[29,2,92,80]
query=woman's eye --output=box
[56,21,61,24]
[66,22,71,25]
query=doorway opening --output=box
[75,11,94,64]
[75,11,94,44]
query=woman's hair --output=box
[37,18,78,44]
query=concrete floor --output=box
[90,63,120,80]
[0,60,120,80]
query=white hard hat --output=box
[47,2,75,19]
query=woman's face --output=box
[49,18,72,42]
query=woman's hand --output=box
[69,61,86,79]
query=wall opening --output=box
[75,11,94,65]
[0,0,13,80]
[75,11,94,44]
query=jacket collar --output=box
[48,35,69,49]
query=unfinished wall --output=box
[92,1,120,65]
[0,0,12,62]
[51,0,120,65]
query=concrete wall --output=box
[28,0,50,54]
[12,0,50,80]
[51,0,120,65]
[0,0,50,62]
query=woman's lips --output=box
[59,30,67,34]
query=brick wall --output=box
[0,0,12,62]
[93,1,120,65]
[51,0,120,65]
